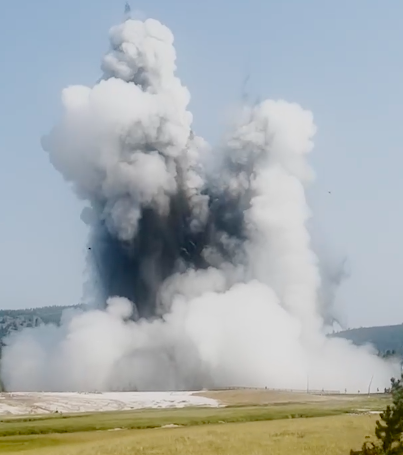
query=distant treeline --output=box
[334,324,403,357]
[0,304,86,325]
[0,306,402,357]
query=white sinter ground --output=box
[0,391,220,415]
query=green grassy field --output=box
[0,414,380,455]
[0,394,390,454]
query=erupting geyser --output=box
[1,17,398,392]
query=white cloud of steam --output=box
[42,18,204,241]
[2,18,398,392]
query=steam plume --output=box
[1,18,398,392]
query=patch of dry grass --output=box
[196,389,390,408]
[0,414,378,454]
[0,391,389,454]
[0,404,354,437]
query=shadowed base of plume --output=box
[89,188,246,319]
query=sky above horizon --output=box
[1,0,402,328]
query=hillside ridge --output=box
[0,306,401,355]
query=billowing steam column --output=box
[1,17,398,393]
[42,19,247,319]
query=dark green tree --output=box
[351,374,403,455]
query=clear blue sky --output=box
[1,0,402,328]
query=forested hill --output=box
[0,306,402,356]
[0,305,84,340]
[334,324,403,356]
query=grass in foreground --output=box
[0,414,380,454]
[0,404,350,437]
[0,395,390,453]
[0,395,389,438]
